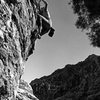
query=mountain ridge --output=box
[30,54,100,100]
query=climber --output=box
[38,0,55,37]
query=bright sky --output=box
[22,0,100,83]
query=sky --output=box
[22,0,100,83]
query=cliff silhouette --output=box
[30,54,100,100]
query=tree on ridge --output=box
[69,0,100,47]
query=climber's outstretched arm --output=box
[38,13,49,23]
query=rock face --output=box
[0,0,51,99]
[17,80,38,100]
[30,54,100,100]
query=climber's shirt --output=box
[40,18,50,36]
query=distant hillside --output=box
[30,54,100,100]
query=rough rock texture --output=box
[17,80,38,100]
[0,0,49,99]
[30,54,100,100]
